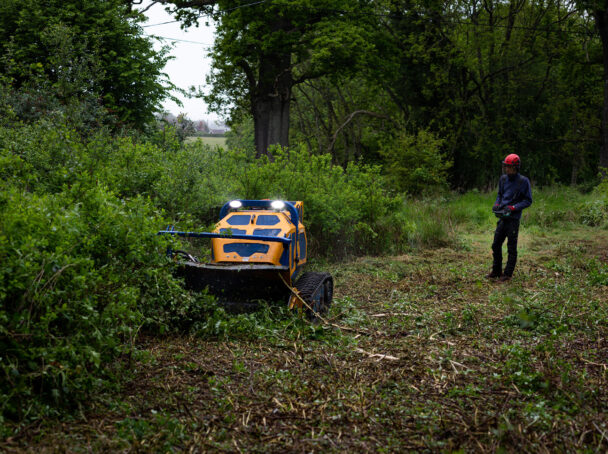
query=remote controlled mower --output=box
[158,200,333,319]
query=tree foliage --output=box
[0,0,173,128]
[154,0,604,185]
[280,0,604,187]
[163,0,374,155]
[577,0,608,175]
[380,129,452,194]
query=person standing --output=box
[487,154,532,282]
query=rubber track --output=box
[294,272,333,320]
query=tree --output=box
[366,0,602,187]
[451,0,602,186]
[0,0,174,128]
[579,0,608,175]
[175,113,196,141]
[385,130,452,194]
[156,0,373,157]
[290,75,397,166]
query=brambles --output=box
[579,199,608,227]
[588,259,608,285]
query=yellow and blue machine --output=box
[158,200,333,318]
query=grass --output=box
[184,136,227,148]
[2,190,608,452]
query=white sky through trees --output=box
[139,1,221,125]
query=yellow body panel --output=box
[210,202,307,279]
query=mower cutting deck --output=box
[159,200,333,319]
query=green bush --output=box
[148,144,232,223]
[379,130,452,196]
[210,146,404,256]
[579,199,608,227]
[149,143,457,254]
[1,117,461,257]
[578,180,608,227]
[0,185,216,422]
[0,120,218,424]
[1,187,140,417]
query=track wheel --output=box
[293,272,333,322]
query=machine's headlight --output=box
[229,200,242,209]
[271,200,285,210]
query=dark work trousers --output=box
[492,218,520,276]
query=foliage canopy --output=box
[0,0,173,128]
[165,0,374,155]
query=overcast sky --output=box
[139,2,220,124]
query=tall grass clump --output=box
[523,186,587,227]
[578,179,608,227]
[442,190,497,227]
[440,185,606,231]
[395,199,457,248]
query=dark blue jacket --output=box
[495,174,532,220]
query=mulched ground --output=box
[3,229,608,452]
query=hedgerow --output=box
[210,145,406,256]
[0,121,213,424]
[84,136,430,256]
[0,185,184,419]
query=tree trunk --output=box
[252,53,292,158]
[570,160,579,185]
[252,92,291,158]
[596,4,608,177]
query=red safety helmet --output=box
[502,154,521,168]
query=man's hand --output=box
[508,205,515,212]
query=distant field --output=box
[185,136,227,148]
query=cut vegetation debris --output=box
[3,226,608,452]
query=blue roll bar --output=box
[158,230,292,245]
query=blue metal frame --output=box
[158,230,292,245]
[291,264,302,282]
[219,200,299,239]
[161,199,303,274]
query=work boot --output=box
[498,274,512,282]
[486,271,501,279]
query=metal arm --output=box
[158,230,292,244]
